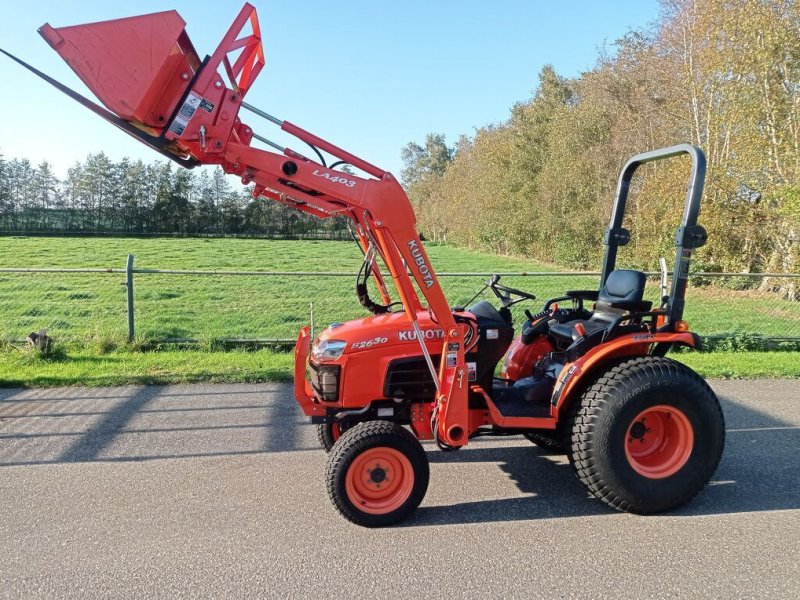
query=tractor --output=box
[4,3,724,527]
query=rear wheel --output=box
[523,431,564,453]
[570,356,724,514]
[326,421,429,527]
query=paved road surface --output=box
[1,380,798,598]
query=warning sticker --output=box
[179,92,202,118]
[169,92,207,136]
[169,119,187,136]
[486,329,499,340]
[678,251,691,278]
[467,362,477,381]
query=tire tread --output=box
[570,356,724,514]
[325,420,429,527]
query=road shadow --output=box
[409,445,607,526]
[407,394,800,526]
[0,388,21,402]
[0,384,313,466]
[2,386,798,524]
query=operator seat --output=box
[549,269,650,347]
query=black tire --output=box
[570,356,724,514]
[326,421,429,527]
[316,422,343,452]
[523,431,564,453]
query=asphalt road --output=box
[1,380,798,598]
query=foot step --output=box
[491,386,551,418]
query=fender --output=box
[500,334,555,381]
[551,331,698,414]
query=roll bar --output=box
[600,144,707,327]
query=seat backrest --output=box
[595,269,647,316]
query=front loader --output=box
[4,3,725,527]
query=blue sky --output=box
[0,1,660,178]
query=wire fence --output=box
[1,255,798,349]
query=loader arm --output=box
[23,3,470,446]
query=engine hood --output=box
[312,309,478,359]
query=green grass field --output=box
[1,236,799,345]
[0,236,572,346]
[0,235,798,386]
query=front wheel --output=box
[570,356,725,514]
[325,421,429,527]
[316,421,344,452]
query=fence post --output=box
[126,254,135,342]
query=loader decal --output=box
[398,328,444,341]
[407,240,434,288]
[312,170,356,188]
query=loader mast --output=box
[13,3,470,446]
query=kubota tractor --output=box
[5,3,725,527]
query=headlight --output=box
[311,339,347,361]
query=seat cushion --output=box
[549,318,609,344]
[549,270,648,348]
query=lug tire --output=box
[326,421,429,527]
[316,422,344,452]
[523,431,564,453]
[570,356,725,514]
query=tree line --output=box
[0,152,349,237]
[402,0,800,283]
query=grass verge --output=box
[0,348,796,387]
[0,348,293,387]
[675,351,800,379]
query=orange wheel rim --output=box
[331,423,342,442]
[624,405,694,479]
[345,447,414,515]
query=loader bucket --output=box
[39,12,201,132]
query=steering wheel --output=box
[487,275,536,307]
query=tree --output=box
[400,133,454,186]
[402,0,799,276]
[153,168,193,232]
[32,161,59,230]
[81,153,115,229]
[0,152,9,229]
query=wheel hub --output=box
[629,421,646,439]
[344,447,415,515]
[624,405,694,479]
[368,466,387,484]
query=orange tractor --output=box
[5,3,724,527]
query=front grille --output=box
[308,361,340,402]
[383,356,439,401]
